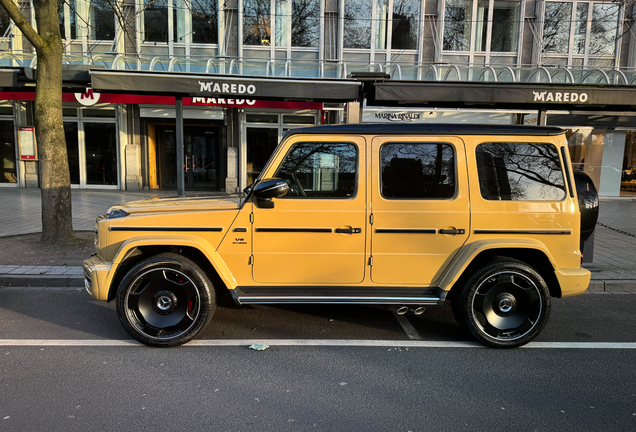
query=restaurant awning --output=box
[90,69,362,102]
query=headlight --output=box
[94,215,107,255]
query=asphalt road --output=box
[1,286,635,431]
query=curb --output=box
[587,280,636,292]
[0,274,84,288]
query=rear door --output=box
[370,136,470,285]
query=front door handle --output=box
[438,228,465,235]
[335,227,362,234]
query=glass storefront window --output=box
[244,0,271,45]
[291,0,320,47]
[621,131,636,197]
[574,2,588,55]
[489,0,520,52]
[543,1,620,65]
[375,0,420,50]
[445,0,520,53]
[246,127,279,186]
[344,0,373,49]
[443,0,473,51]
[246,113,278,123]
[590,3,619,56]
[0,120,16,184]
[276,0,290,47]
[84,123,118,186]
[64,122,80,185]
[192,0,218,44]
[143,0,169,42]
[59,0,78,39]
[543,2,572,54]
[89,0,115,40]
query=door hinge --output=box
[368,256,373,266]
[369,214,374,225]
[250,213,254,223]
[248,255,254,265]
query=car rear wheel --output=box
[454,259,551,348]
[116,253,216,347]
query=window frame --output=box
[274,140,360,200]
[475,141,568,202]
[378,141,458,201]
[438,0,524,65]
[541,0,623,68]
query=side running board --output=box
[231,286,446,305]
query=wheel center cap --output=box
[494,293,517,316]
[153,290,178,315]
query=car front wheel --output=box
[116,253,216,347]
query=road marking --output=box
[1,339,636,348]
[392,312,423,340]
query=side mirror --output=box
[253,178,289,208]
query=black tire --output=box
[454,259,551,348]
[116,253,216,347]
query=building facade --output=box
[1,0,636,196]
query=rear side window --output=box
[476,142,566,201]
[380,143,455,199]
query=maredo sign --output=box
[74,89,101,106]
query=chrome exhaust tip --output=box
[411,306,425,316]
[389,305,409,316]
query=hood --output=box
[109,195,243,215]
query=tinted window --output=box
[275,143,357,198]
[381,143,455,199]
[476,142,566,201]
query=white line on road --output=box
[1,339,636,348]
[392,312,423,340]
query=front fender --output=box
[102,235,237,301]
[438,238,558,292]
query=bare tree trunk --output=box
[33,1,74,244]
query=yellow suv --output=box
[84,124,594,348]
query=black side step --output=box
[231,286,446,305]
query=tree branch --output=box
[0,0,44,51]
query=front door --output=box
[370,136,470,285]
[252,135,367,285]
[157,125,221,190]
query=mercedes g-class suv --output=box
[84,124,597,348]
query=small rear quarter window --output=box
[476,142,566,201]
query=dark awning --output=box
[90,70,362,102]
[371,81,636,111]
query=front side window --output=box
[476,143,566,201]
[275,143,358,198]
[381,143,456,199]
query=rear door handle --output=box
[335,227,362,234]
[438,228,465,235]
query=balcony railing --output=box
[2,52,636,86]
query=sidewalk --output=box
[1,189,635,291]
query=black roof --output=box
[283,123,565,139]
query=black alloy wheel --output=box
[116,253,216,347]
[453,259,551,348]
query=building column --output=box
[124,104,142,191]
